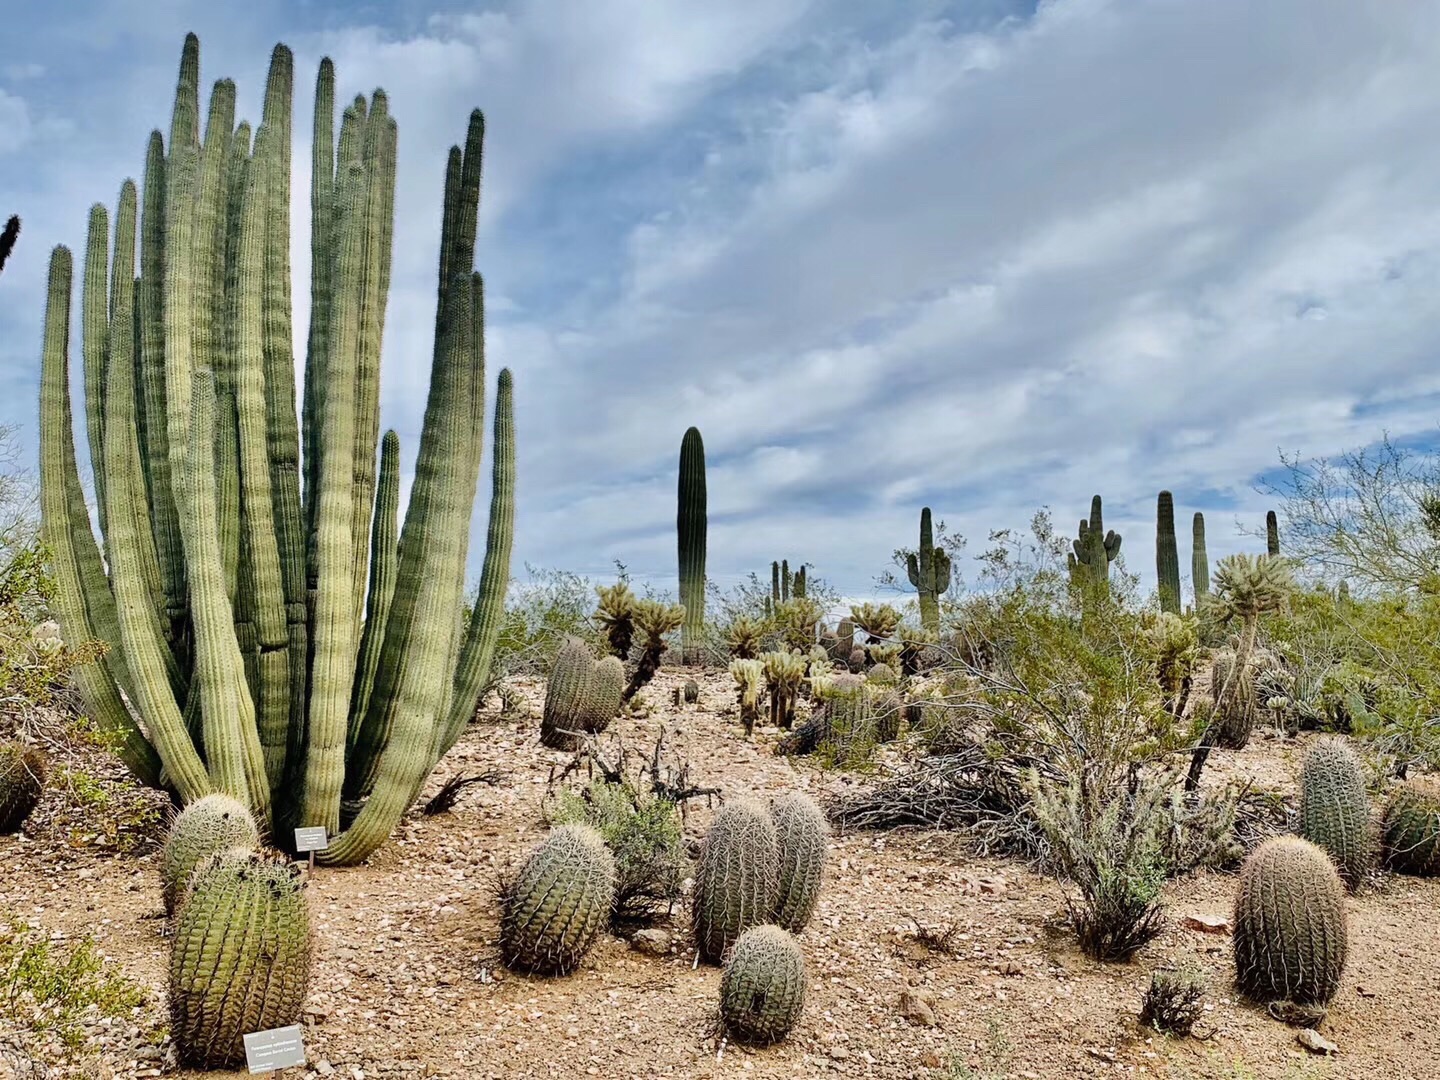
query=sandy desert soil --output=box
[3,666,1437,1080]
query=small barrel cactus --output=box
[683,679,700,704]
[770,794,827,932]
[169,849,312,1069]
[541,637,596,750]
[0,742,46,834]
[502,824,616,975]
[161,794,262,914]
[576,655,625,737]
[1297,738,1372,888]
[719,925,806,1045]
[1381,778,1440,876]
[693,799,780,963]
[1233,836,1347,1010]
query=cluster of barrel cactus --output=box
[0,741,46,833]
[541,638,625,750]
[161,793,262,914]
[38,34,515,865]
[501,824,617,975]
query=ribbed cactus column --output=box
[1266,510,1280,556]
[1156,491,1181,614]
[36,34,515,866]
[1191,512,1209,602]
[906,507,951,634]
[1067,495,1121,596]
[677,426,707,665]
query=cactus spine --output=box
[770,794,827,932]
[1297,738,1372,889]
[677,426,706,665]
[1233,836,1347,1010]
[37,36,514,865]
[1191,512,1209,601]
[906,507,951,634]
[1156,491,1181,614]
[501,824,616,975]
[0,743,46,834]
[719,925,806,1044]
[161,793,261,914]
[1381,778,1440,876]
[693,799,781,963]
[1266,510,1280,556]
[169,849,312,1068]
[1068,495,1121,595]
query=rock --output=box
[920,1051,943,1069]
[629,929,671,957]
[1297,1029,1338,1055]
[828,1046,850,1061]
[1181,914,1231,934]
[899,989,937,1027]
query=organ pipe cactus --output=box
[906,507,951,634]
[1192,512,1209,601]
[38,35,515,865]
[676,427,706,664]
[1068,495,1121,596]
[1156,491,1181,615]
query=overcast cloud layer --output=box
[3,0,1439,602]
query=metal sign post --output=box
[293,826,329,870]
[243,1024,306,1073]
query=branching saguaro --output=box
[39,34,515,866]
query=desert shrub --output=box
[546,777,685,924]
[489,564,605,678]
[1140,959,1207,1036]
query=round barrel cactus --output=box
[576,656,625,737]
[693,799,780,963]
[1297,737,1372,889]
[769,793,827,933]
[719,925,806,1044]
[1233,836,1347,1009]
[540,637,595,750]
[0,742,46,834]
[1382,778,1440,876]
[169,849,312,1069]
[161,794,262,914]
[502,823,616,975]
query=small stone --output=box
[630,929,671,956]
[921,1052,943,1069]
[899,989,937,1027]
[828,1046,850,1061]
[1181,914,1231,934]
[1297,1029,1338,1055]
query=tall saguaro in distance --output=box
[907,506,951,633]
[677,426,707,664]
[1192,512,1210,604]
[1156,491,1181,614]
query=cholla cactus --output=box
[622,600,685,703]
[849,603,900,644]
[724,615,766,660]
[762,650,807,730]
[729,658,765,735]
[594,582,637,659]
[1146,612,1198,714]
[773,598,823,651]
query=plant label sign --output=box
[293,826,329,853]
[243,1024,305,1072]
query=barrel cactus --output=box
[693,799,780,963]
[769,794,827,932]
[161,793,261,914]
[1381,778,1440,876]
[1233,836,1347,1011]
[501,824,616,975]
[1297,738,1372,888]
[540,637,595,750]
[719,925,806,1045]
[0,742,46,834]
[169,849,312,1068]
[37,34,516,865]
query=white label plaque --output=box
[244,1024,305,1072]
[293,826,329,853]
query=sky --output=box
[4,0,1440,605]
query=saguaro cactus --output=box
[1068,495,1121,595]
[38,35,515,866]
[0,215,18,276]
[1191,512,1209,602]
[906,507,951,634]
[1156,491,1181,614]
[1266,510,1281,556]
[677,426,706,664]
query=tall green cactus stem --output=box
[1266,510,1280,556]
[1191,512,1209,601]
[906,507,951,633]
[38,37,513,866]
[719,925,806,1045]
[677,427,707,665]
[793,566,806,598]
[1297,737,1372,889]
[769,794,827,932]
[693,799,781,964]
[1156,491,1181,614]
[501,824,616,976]
[771,562,780,610]
[1233,836,1347,1011]
[169,849,311,1069]
[0,215,18,276]
[160,793,260,914]
[781,559,791,602]
[1068,495,1121,596]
